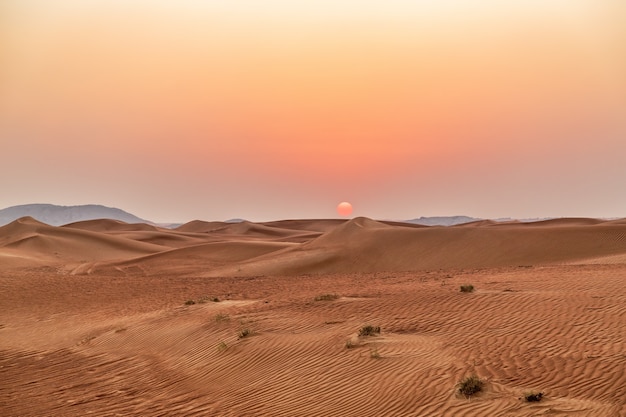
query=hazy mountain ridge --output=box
[1,203,565,228]
[0,204,149,226]
[405,216,481,226]
[404,216,562,226]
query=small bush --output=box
[184,300,196,305]
[238,328,252,339]
[314,294,340,301]
[358,325,381,337]
[198,296,220,304]
[217,341,228,352]
[345,339,356,349]
[524,391,543,402]
[460,285,475,293]
[215,313,230,322]
[458,375,483,397]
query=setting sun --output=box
[337,202,353,217]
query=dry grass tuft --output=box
[358,325,381,337]
[460,285,475,293]
[238,328,253,339]
[314,294,340,301]
[458,375,483,397]
[523,391,544,402]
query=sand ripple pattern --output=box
[1,264,625,416]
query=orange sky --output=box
[1,1,625,222]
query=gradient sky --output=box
[1,1,625,222]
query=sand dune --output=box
[208,220,320,240]
[63,218,162,232]
[1,216,626,416]
[201,217,626,277]
[3,215,626,276]
[63,219,214,248]
[506,217,609,227]
[94,240,297,276]
[175,219,323,243]
[455,219,501,227]
[175,219,316,238]
[260,218,349,232]
[174,219,229,233]
[605,218,626,225]
[0,217,167,270]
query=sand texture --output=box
[1,216,626,416]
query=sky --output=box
[1,0,625,223]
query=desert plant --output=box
[523,391,543,402]
[238,328,252,339]
[215,313,230,322]
[345,339,357,349]
[458,375,483,397]
[198,296,220,304]
[358,325,381,337]
[370,348,381,359]
[184,300,196,305]
[460,285,475,293]
[314,294,339,301]
[217,341,228,351]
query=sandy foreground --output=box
[1,216,625,416]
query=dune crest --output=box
[3,216,626,275]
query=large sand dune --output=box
[1,216,625,416]
[0,217,167,270]
[199,216,626,277]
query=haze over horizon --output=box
[2,1,625,223]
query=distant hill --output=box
[0,204,150,226]
[405,216,481,226]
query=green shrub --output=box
[460,285,475,293]
[358,325,381,337]
[184,300,196,305]
[458,375,483,397]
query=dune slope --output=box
[201,217,626,277]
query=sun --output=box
[336,202,353,217]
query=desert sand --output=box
[1,216,625,416]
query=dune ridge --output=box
[200,216,626,277]
[3,216,626,275]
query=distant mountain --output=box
[405,216,481,226]
[0,204,150,226]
